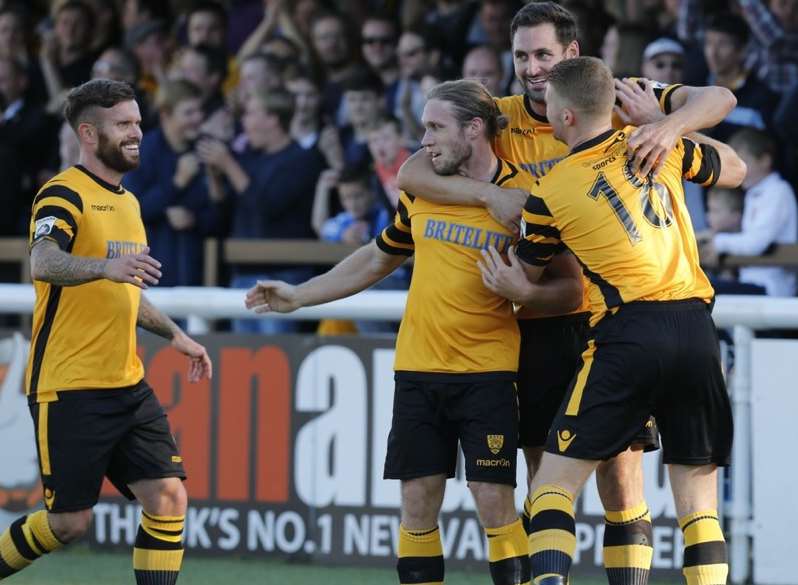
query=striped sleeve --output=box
[516,193,563,267]
[375,192,414,256]
[29,184,84,251]
[680,138,721,187]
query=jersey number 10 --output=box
[588,171,675,246]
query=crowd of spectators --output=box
[0,0,796,314]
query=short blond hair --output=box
[546,56,615,118]
[154,79,202,114]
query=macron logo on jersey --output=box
[423,219,513,252]
[106,240,146,258]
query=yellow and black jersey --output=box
[26,165,147,402]
[493,80,681,180]
[494,94,569,180]
[494,80,682,319]
[517,127,718,326]
[376,159,536,376]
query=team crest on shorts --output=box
[487,434,504,455]
[557,429,576,452]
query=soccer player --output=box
[397,4,737,584]
[0,79,212,585]
[245,79,583,585]
[479,56,745,585]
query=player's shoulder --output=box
[496,158,535,190]
[34,167,85,212]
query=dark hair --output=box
[55,0,95,31]
[338,164,372,186]
[426,79,508,140]
[705,12,749,48]
[342,67,384,94]
[187,0,227,26]
[546,56,615,117]
[188,43,228,79]
[510,1,577,46]
[284,64,322,88]
[729,127,776,161]
[372,114,402,133]
[63,79,136,129]
[362,10,397,34]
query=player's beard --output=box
[96,131,140,173]
[432,140,472,176]
[523,77,546,106]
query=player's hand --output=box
[476,245,532,303]
[485,186,526,235]
[171,331,212,382]
[614,78,666,126]
[244,280,301,314]
[627,117,681,178]
[103,246,162,289]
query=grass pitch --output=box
[7,546,681,584]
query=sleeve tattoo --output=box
[137,294,181,340]
[30,240,107,286]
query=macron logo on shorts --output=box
[557,429,576,452]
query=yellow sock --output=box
[679,510,728,585]
[133,512,185,585]
[604,502,653,585]
[528,484,575,585]
[486,518,531,585]
[0,510,64,579]
[397,524,444,585]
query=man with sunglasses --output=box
[361,13,400,112]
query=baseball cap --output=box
[643,38,684,61]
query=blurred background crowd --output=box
[0,0,796,331]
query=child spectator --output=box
[312,166,390,245]
[700,128,798,296]
[312,165,407,334]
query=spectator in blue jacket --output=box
[123,78,222,286]
[198,88,325,334]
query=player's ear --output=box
[566,40,579,58]
[77,122,97,145]
[468,117,484,139]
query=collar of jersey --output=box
[523,95,549,123]
[569,128,618,156]
[75,164,125,194]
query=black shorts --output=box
[384,373,519,486]
[518,314,659,452]
[545,300,733,466]
[29,380,186,513]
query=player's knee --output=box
[159,478,188,516]
[401,479,443,528]
[596,458,644,510]
[469,482,516,528]
[49,509,93,543]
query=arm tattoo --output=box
[137,294,180,340]
[30,240,107,286]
